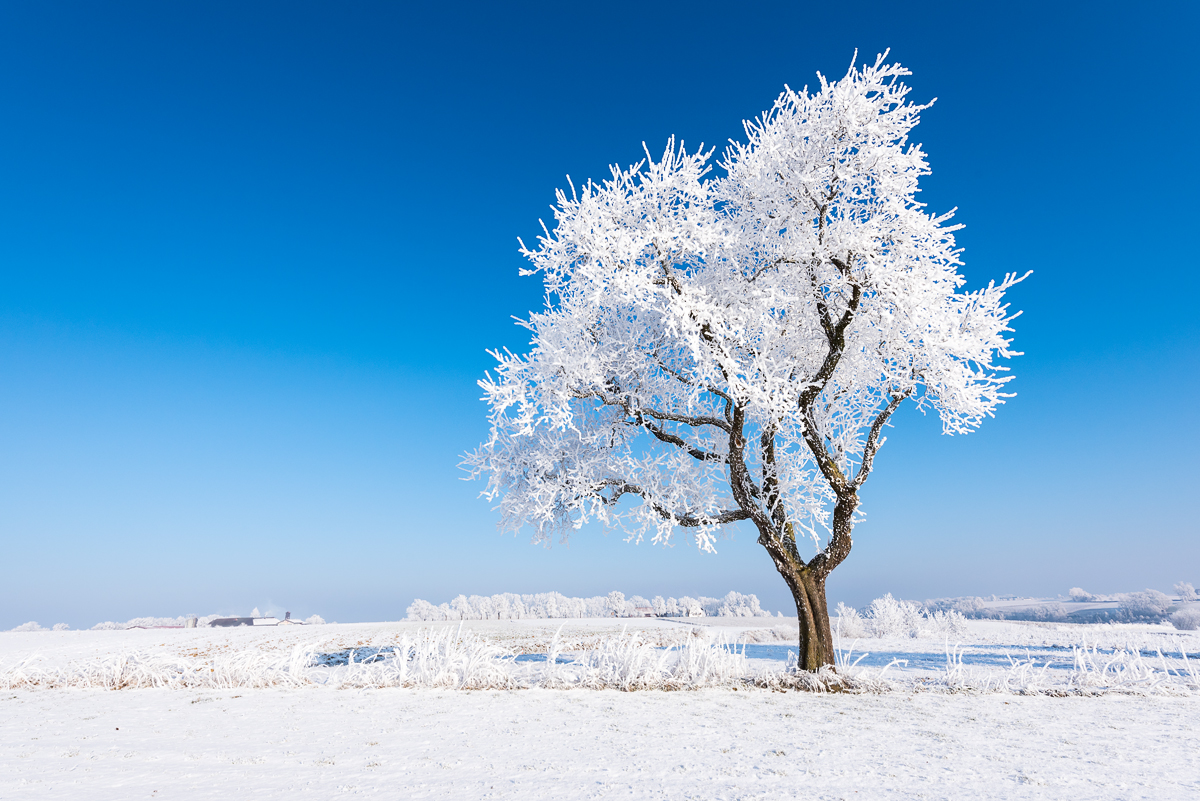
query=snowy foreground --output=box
[3,618,1199,799]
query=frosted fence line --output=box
[4,626,1199,695]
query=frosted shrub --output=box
[922,596,988,617]
[950,597,986,616]
[715,591,767,617]
[10,622,45,632]
[1175,582,1197,603]
[1019,602,1070,622]
[834,603,867,639]
[304,615,327,625]
[868,594,924,638]
[846,595,968,639]
[1170,608,1200,631]
[52,623,69,631]
[927,609,968,637]
[1118,590,1172,620]
[124,616,190,628]
[1069,587,1094,602]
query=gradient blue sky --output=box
[1,1,1197,628]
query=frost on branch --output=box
[464,52,1027,556]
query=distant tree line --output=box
[405,591,775,621]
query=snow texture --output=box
[2,618,1199,800]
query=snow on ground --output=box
[2,618,1199,799]
[0,618,694,674]
[4,686,1198,799]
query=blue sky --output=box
[1,1,1197,628]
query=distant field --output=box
[2,618,1198,799]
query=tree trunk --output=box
[784,567,836,671]
[764,495,857,672]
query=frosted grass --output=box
[4,624,1199,695]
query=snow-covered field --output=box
[3,618,1198,799]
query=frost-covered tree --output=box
[465,53,1026,670]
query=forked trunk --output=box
[762,496,856,672]
[786,568,836,671]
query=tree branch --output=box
[850,390,910,490]
[639,406,732,433]
[758,423,804,565]
[599,481,750,527]
[760,422,787,532]
[793,266,863,496]
[572,388,731,433]
[807,259,835,339]
[636,414,725,463]
[798,407,850,496]
[649,357,734,421]
[724,402,771,534]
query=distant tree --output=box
[465,53,1026,670]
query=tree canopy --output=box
[465,53,1026,669]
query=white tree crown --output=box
[464,52,1027,555]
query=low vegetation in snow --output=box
[11,613,329,632]
[924,584,1198,624]
[406,590,774,621]
[1171,608,1200,631]
[833,594,968,639]
[4,616,1198,696]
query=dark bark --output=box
[754,493,856,672]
